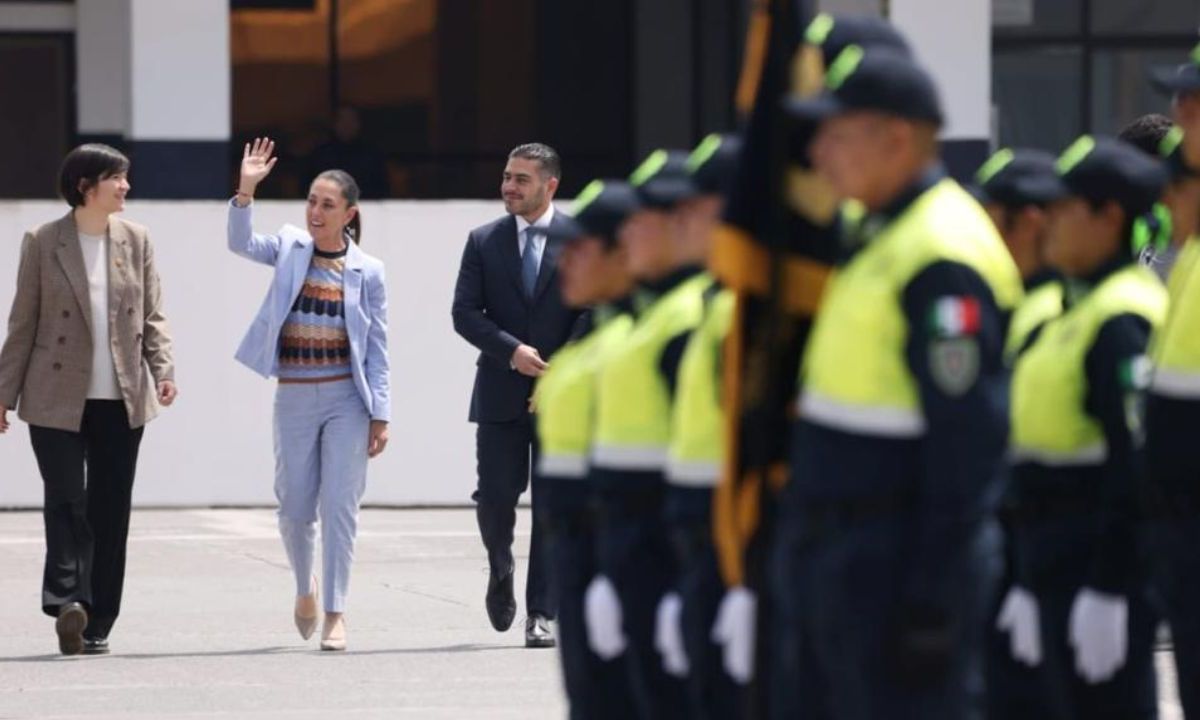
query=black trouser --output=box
[986,517,1056,720]
[594,478,689,720]
[770,502,999,720]
[544,479,637,720]
[473,417,553,617]
[1145,393,1200,719]
[1017,515,1159,720]
[29,400,144,639]
[984,577,1057,720]
[666,486,743,720]
[1147,515,1200,719]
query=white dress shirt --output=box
[515,204,555,271]
[78,232,122,399]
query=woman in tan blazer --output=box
[0,144,175,656]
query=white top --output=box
[78,232,121,400]
[514,204,554,272]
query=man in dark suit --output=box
[452,143,580,648]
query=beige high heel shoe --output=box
[294,576,319,641]
[320,613,346,652]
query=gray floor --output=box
[0,509,1185,719]
[0,508,564,720]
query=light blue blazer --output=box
[227,201,391,422]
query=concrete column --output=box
[819,0,884,17]
[77,0,130,139]
[128,0,230,197]
[889,0,992,179]
[77,0,230,197]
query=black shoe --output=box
[55,603,87,656]
[524,615,555,649]
[485,565,516,632]
[82,637,110,655]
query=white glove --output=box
[711,586,757,684]
[1068,588,1128,684]
[995,586,1042,667]
[654,592,690,677]
[584,575,627,660]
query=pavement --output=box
[0,508,1185,719]
[0,508,565,720]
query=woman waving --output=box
[229,138,390,651]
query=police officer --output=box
[534,180,641,719]
[583,151,708,718]
[1007,136,1167,718]
[967,148,1066,720]
[709,16,916,705]
[649,133,743,719]
[1117,114,1194,282]
[774,45,1022,719]
[971,148,1065,361]
[1145,46,1200,717]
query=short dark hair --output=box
[314,169,363,244]
[59,144,130,208]
[1118,114,1174,157]
[508,142,562,180]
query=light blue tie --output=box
[521,229,539,298]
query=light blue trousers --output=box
[273,378,369,613]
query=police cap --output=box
[1054,135,1167,220]
[970,148,1065,208]
[784,45,944,127]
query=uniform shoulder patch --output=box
[1118,354,1152,391]
[1120,354,1152,447]
[929,337,980,397]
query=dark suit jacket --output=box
[452,210,581,423]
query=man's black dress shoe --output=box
[82,637,110,655]
[486,565,516,632]
[55,603,87,656]
[525,614,555,648]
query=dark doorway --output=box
[0,34,73,198]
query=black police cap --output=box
[785,45,944,127]
[629,149,693,209]
[1054,135,1167,219]
[1150,43,1200,96]
[542,179,639,246]
[1157,125,1200,180]
[686,133,742,196]
[803,12,911,67]
[970,148,1065,208]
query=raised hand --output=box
[239,137,278,193]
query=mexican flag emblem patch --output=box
[928,296,981,338]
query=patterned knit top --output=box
[278,246,352,381]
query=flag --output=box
[709,1,829,716]
[711,0,826,593]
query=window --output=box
[994,47,1083,152]
[231,0,638,199]
[992,0,1199,152]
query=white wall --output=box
[0,199,506,508]
[129,0,229,140]
[890,0,991,141]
